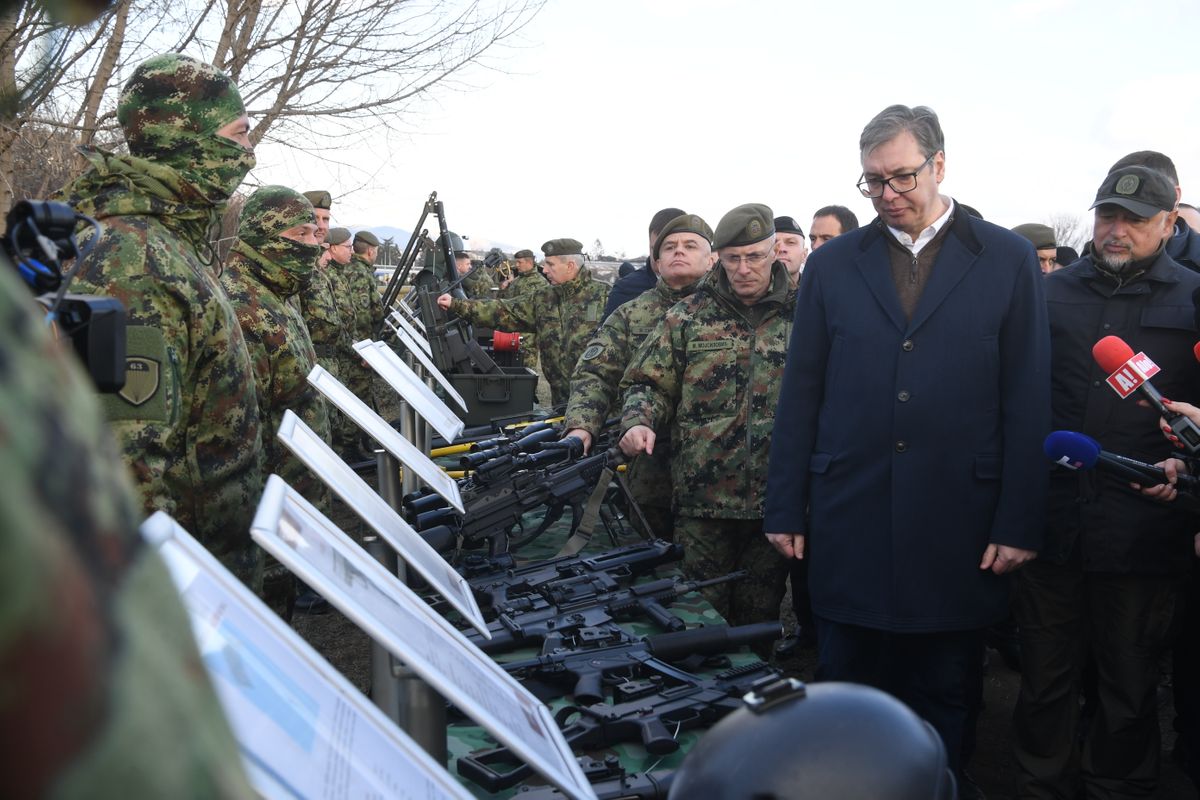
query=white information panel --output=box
[386,309,432,356]
[139,512,471,800]
[250,480,596,800]
[355,339,468,429]
[309,364,464,461]
[382,326,472,415]
[276,414,483,634]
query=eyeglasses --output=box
[721,247,774,268]
[856,152,937,198]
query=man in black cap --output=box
[601,207,685,320]
[1012,164,1200,798]
[1012,222,1060,274]
[1108,150,1200,272]
[774,215,808,287]
[619,203,793,632]
[810,205,861,251]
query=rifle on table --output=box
[459,648,780,792]
[509,757,674,800]
[464,571,748,654]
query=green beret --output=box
[1011,223,1056,250]
[713,203,775,249]
[653,213,713,259]
[326,227,351,245]
[541,238,584,257]
[303,190,332,210]
[354,230,380,247]
[117,53,245,163]
[237,185,314,249]
[514,248,536,260]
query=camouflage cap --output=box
[713,203,775,249]
[237,185,315,248]
[541,238,584,257]
[118,54,246,160]
[303,190,332,210]
[1011,223,1056,250]
[653,213,714,259]
[1091,165,1177,219]
[514,248,536,260]
[326,227,351,245]
[354,230,381,247]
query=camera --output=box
[3,199,126,392]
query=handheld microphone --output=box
[1092,336,1200,454]
[1043,430,1199,491]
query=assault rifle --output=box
[464,571,748,654]
[511,757,673,800]
[459,652,780,791]
[503,620,782,704]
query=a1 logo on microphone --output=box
[1105,352,1162,398]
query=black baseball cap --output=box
[1091,165,1176,219]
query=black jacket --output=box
[1044,250,1200,573]
[602,262,657,320]
[1168,218,1200,272]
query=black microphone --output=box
[1043,430,1199,491]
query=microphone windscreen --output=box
[1043,430,1102,470]
[1192,340,1200,364]
[1092,335,1136,374]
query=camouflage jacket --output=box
[498,268,547,301]
[221,244,332,500]
[565,276,701,436]
[59,147,265,583]
[450,266,609,406]
[0,264,252,798]
[621,262,794,519]
[346,253,384,344]
[462,267,496,299]
[299,262,351,380]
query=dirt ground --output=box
[285,496,1196,799]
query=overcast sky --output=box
[253,0,1200,257]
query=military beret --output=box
[541,238,584,257]
[1092,165,1177,218]
[237,185,314,249]
[713,203,775,249]
[514,248,536,260]
[354,230,381,247]
[774,216,804,236]
[327,227,351,245]
[118,53,245,162]
[653,213,714,259]
[303,190,332,210]
[1011,223,1056,250]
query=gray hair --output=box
[859,105,944,161]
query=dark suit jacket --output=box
[764,209,1051,632]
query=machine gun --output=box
[502,621,782,705]
[459,652,780,792]
[377,191,442,329]
[464,571,748,654]
[413,441,625,555]
[512,757,674,800]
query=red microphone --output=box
[1092,335,1200,453]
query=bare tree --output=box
[0,0,544,217]
[1046,212,1092,254]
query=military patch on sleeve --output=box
[100,325,170,422]
[580,343,605,361]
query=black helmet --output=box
[669,679,956,800]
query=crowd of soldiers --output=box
[6,46,1200,799]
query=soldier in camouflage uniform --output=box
[302,189,332,243]
[499,247,547,386]
[565,213,717,541]
[57,53,264,588]
[0,258,253,797]
[303,226,359,454]
[221,186,332,504]
[437,237,609,407]
[620,204,793,630]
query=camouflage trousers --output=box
[675,516,789,630]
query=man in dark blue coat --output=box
[763,104,1051,781]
